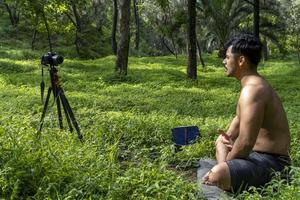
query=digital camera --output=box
[41,52,64,66]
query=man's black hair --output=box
[221,34,262,66]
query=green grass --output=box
[1,40,300,199]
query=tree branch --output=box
[243,0,254,6]
[65,12,76,27]
[161,36,176,57]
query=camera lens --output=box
[52,55,64,65]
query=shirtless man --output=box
[202,34,291,192]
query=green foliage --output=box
[0,47,236,198]
[237,167,300,199]
[1,35,300,199]
[155,0,169,11]
[108,162,197,199]
[0,0,112,58]
[198,0,252,50]
[1,0,300,58]
[0,20,300,199]
[284,1,300,57]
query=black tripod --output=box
[38,65,83,141]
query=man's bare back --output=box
[238,75,290,156]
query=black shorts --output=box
[226,151,291,192]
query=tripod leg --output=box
[55,86,64,129]
[58,88,73,133]
[59,88,83,140]
[38,87,52,132]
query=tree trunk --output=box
[262,37,268,61]
[133,0,140,51]
[116,0,131,75]
[31,15,39,50]
[197,39,205,68]
[71,3,82,56]
[170,35,178,58]
[41,10,52,52]
[92,0,106,54]
[31,29,38,50]
[187,0,197,79]
[112,0,118,55]
[92,0,105,34]
[4,3,19,26]
[253,0,260,38]
[71,3,82,32]
[297,35,300,64]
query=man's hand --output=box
[215,130,233,151]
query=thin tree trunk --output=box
[116,0,131,75]
[92,0,105,54]
[31,29,37,50]
[41,10,52,52]
[71,3,82,56]
[161,7,178,57]
[187,0,197,79]
[112,0,118,55]
[262,37,268,61]
[92,0,104,34]
[297,35,300,64]
[65,12,80,54]
[31,15,39,50]
[197,39,205,68]
[13,8,18,25]
[74,32,80,56]
[170,35,178,58]
[71,3,82,32]
[133,0,140,50]
[253,0,260,38]
[4,3,18,26]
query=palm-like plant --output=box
[241,0,287,57]
[198,0,291,57]
[198,0,252,51]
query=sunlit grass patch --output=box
[0,50,300,199]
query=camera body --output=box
[41,52,64,66]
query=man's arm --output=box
[226,86,265,160]
[214,116,238,162]
[215,115,239,145]
[226,115,240,141]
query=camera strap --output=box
[40,67,45,104]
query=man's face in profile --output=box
[223,46,240,77]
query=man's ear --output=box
[238,55,246,67]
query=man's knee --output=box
[206,163,231,190]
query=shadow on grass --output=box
[1,56,299,121]
[0,59,36,73]
[0,55,238,102]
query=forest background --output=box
[0,0,300,199]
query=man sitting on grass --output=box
[202,34,291,192]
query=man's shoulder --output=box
[242,83,267,93]
[240,82,270,103]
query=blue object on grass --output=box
[171,126,200,146]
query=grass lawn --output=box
[0,42,300,199]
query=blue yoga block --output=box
[171,126,200,146]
